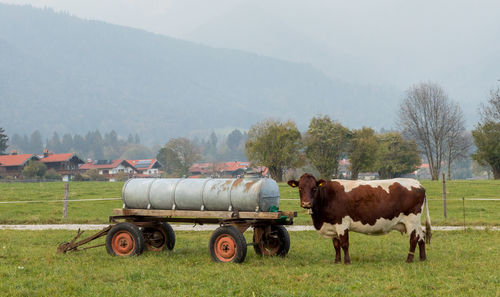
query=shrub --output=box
[44,169,61,180]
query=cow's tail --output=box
[424,195,432,244]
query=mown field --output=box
[0,180,499,226]
[0,229,498,296]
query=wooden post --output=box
[442,173,447,219]
[462,197,466,231]
[63,182,69,219]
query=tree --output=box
[0,127,8,155]
[160,138,201,176]
[479,87,500,122]
[374,132,421,179]
[22,160,47,178]
[347,127,378,179]
[120,144,153,160]
[225,129,247,161]
[61,133,74,153]
[397,82,465,180]
[304,116,350,179]
[245,119,302,181]
[472,121,500,179]
[47,132,61,153]
[30,130,43,153]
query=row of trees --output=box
[7,130,151,160]
[156,129,248,177]
[245,117,422,181]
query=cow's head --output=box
[287,173,326,209]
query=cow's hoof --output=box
[334,260,341,264]
[406,258,414,263]
[344,261,351,265]
[419,257,427,261]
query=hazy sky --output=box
[2,0,500,127]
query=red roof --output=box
[80,160,133,170]
[40,153,76,163]
[0,154,38,166]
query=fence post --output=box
[462,197,466,231]
[63,182,69,219]
[442,173,447,219]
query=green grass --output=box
[0,230,498,296]
[0,180,499,226]
[0,182,123,224]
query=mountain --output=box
[0,4,400,144]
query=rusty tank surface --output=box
[122,176,280,212]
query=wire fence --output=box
[0,198,121,204]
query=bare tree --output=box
[480,87,500,122]
[397,82,466,180]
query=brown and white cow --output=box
[288,173,431,264]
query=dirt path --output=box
[0,224,498,231]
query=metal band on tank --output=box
[228,178,239,211]
[255,179,264,212]
[171,178,183,210]
[145,178,156,209]
[200,178,211,211]
[121,178,133,209]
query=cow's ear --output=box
[287,180,299,188]
[317,179,327,187]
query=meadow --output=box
[0,229,498,296]
[1,180,499,226]
[0,180,499,296]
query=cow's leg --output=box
[407,230,418,263]
[339,231,350,264]
[418,237,426,261]
[332,237,341,264]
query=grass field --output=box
[0,180,499,296]
[0,229,498,296]
[0,180,499,226]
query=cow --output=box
[288,173,431,264]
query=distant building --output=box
[80,160,137,181]
[39,150,84,181]
[127,159,162,177]
[0,151,39,179]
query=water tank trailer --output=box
[58,176,296,263]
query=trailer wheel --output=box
[253,225,290,257]
[144,222,176,252]
[209,226,247,263]
[106,222,145,256]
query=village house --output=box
[0,151,40,179]
[127,159,162,177]
[39,150,84,181]
[79,160,138,181]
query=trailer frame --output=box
[58,208,297,263]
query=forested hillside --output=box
[0,4,395,144]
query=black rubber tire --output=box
[253,225,290,257]
[106,222,145,256]
[209,225,247,263]
[144,222,176,252]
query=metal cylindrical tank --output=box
[122,177,280,212]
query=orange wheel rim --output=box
[214,234,236,262]
[112,231,135,256]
